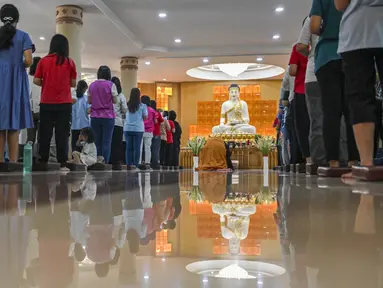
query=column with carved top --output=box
[56,5,83,78]
[120,57,138,98]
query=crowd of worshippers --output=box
[0,4,182,172]
[272,1,383,181]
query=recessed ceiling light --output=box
[203,58,209,63]
[144,275,149,280]
[202,279,209,283]
[256,57,263,62]
[273,34,280,40]
[39,36,45,40]
[163,78,167,81]
[174,38,181,43]
[275,6,284,12]
[158,12,167,18]
[145,61,151,65]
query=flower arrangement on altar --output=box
[187,136,207,156]
[255,135,274,156]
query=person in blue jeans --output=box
[89,66,118,163]
[124,88,148,170]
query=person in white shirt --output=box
[110,77,127,168]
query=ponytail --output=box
[0,4,19,50]
[0,22,16,50]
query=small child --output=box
[71,127,97,166]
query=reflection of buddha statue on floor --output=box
[212,84,256,135]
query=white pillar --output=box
[120,56,138,99]
[56,5,83,78]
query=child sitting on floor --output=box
[71,127,97,166]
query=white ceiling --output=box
[4,0,311,82]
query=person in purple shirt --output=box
[88,66,118,163]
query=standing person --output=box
[140,95,156,170]
[71,80,89,153]
[150,100,164,169]
[165,113,175,169]
[159,110,170,167]
[169,110,182,169]
[296,16,326,171]
[374,77,383,155]
[34,34,76,171]
[27,57,42,149]
[336,0,383,179]
[280,67,295,170]
[110,77,127,168]
[288,41,311,171]
[310,0,359,177]
[124,88,148,170]
[89,66,118,164]
[0,4,34,167]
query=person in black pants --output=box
[169,110,182,168]
[289,44,311,167]
[109,77,127,167]
[286,97,303,166]
[33,34,77,171]
[310,0,359,176]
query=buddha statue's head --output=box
[228,84,240,102]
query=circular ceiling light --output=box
[273,34,280,40]
[187,62,284,81]
[158,12,167,18]
[256,57,263,62]
[174,38,182,43]
[275,6,284,12]
[163,78,167,81]
[186,260,286,280]
[39,36,45,40]
[145,61,151,65]
[203,58,209,63]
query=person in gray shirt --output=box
[336,0,383,179]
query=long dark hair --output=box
[97,66,111,81]
[111,76,122,94]
[29,56,41,76]
[127,88,141,113]
[49,34,69,65]
[0,4,19,50]
[76,80,88,98]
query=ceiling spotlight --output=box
[275,6,284,12]
[161,258,166,262]
[158,12,167,18]
[203,58,209,63]
[145,61,151,65]
[174,38,182,43]
[256,57,263,62]
[273,34,280,40]
[144,275,149,280]
[202,279,209,283]
[39,36,45,40]
[163,78,167,81]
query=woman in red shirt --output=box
[164,111,175,168]
[34,34,77,171]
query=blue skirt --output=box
[0,63,33,130]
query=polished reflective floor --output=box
[1,170,383,287]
